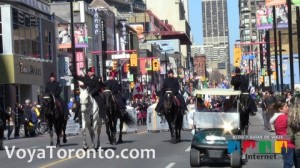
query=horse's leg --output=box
[54,123,61,147]
[62,119,67,143]
[96,116,102,150]
[49,122,54,146]
[111,117,117,145]
[105,122,112,144]
[82,115,88,150]
[118,118,123,144]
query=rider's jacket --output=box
[45,80,62,98]
[73,74,100,97]
[231,74,249,92]
[104,79,121,94]
[162,77,180,95]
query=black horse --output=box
[161,90,183,144]
[42,94,67,146]
[238,93,256,135]
[102,90,135,145]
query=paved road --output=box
[0,109,285,168]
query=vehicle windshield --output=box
[195,95,238,113]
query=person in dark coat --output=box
[155,69,188,116]
[45,72,69,120]
[71,66,108,122]
[231,67,249,92]
[0,106,9,149]
[104,72,126,112]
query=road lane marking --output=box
[137,131,147,135]
[67,136,76,140]
[39,152,84,168]
[165,162,175,168]
[29,146,39,149]
[185,146,191,152]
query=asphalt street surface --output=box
[0,109,284,168]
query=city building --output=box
[202,0,229,77]
[0,0,57,108]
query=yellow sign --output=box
[125,63,130,73]
[112,61,117,70]
[233,47,242,67]
[130,82,135,89]
[130,53,138,67]
[152,59,160,71]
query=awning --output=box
[160,31,192,45]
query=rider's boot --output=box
[103,115,109,123]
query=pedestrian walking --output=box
[6,107,14,140]
[270,98,295,168]
[288,95,300,168]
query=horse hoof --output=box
[112,141,117,145]
[50,142,54,146]
[117,139,123,144]
[63,139,67,143]
[83,147,89,151]
[56,143,61,147]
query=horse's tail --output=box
[122,112,136,127]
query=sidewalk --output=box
[249,107,275,135]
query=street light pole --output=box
[70,1,77,97]
[288,0,295,93]
[273,6,279,92]
[165,51,167,79]
[279,31,284,95]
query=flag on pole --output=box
[133,82,144,99]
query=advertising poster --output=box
[147,39,180,54]
[57,23,89,49]
[265,0,286,6]
[130,24,144,42]
[256,1,273,30]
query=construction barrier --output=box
[117,106,138,133]
[147,103,169,132]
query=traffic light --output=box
[233,47,242,67]
[112,61,117,70]
[130,53,138,67]
[152,59,160,71]
[124,63,130,73]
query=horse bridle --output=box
[43,95,56,115]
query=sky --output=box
[189,0,239,61]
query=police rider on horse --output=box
[231,67,257,115]
[104,72,127,114]
[45,72,70,120]
[70,66,109,122]
[155,69,188,116]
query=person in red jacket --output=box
[270,99,296,168]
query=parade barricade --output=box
[65,113,80,135]
[182,104,195,131]
[147,103,169,132]
[117,106,137,133]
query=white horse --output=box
[79,86,102,150]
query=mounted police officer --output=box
[70,66,109,122]
[231,67,249,92]
[45,72,70,120]
[104,72,126,113]
[155,69,188,116]
[231,67,257,115]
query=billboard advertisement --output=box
[130,24,144,42]
[147,39,181,54]
[265,0,286,6]
[57,23,89,49]
[292,0,300,4]
[256,2,273,30]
